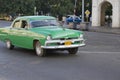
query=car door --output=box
[9,19,33,49]
[8,20,22,46]
[16,20,33,48]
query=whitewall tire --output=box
[6,40,14,50]
[35,41,46,57]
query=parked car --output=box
[0,16,85,57]
[66,15,81,24]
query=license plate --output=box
[64,41,72,45]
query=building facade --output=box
[92,0,120,28]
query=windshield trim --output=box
[30,19,60,28]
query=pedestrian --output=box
[73,15,77,29]
[62,16,66,25]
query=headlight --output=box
[47,35,52,40]
[79,34,83,38]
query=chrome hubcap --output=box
[36,43,41,55]
[6,41,10,48]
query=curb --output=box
[88,27,120,35]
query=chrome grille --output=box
[54,37,78,40]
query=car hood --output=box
[29,26,82,39]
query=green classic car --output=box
[0,16,85,56]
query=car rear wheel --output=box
[68,48,78,54]
[6,40,14,50]
[34,41,46,57]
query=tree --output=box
[34,0,74,16]
[0,0,35,16]
[0,0,92,17]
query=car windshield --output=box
[31,19,59,28]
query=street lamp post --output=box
[74,0,77,15]
[34,6,37,15]
[74,0,84,22]
[74,0,77,8]
[82,0,84,22]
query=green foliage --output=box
[0,0,35,15]
[0,0,92,16]
[105,4,112,16]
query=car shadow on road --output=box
[3,47,78,58]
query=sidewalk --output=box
[77,23,120,34]
[64,23,120,34]
[1,20,120,34]
[89,26,120,34]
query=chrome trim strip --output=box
[42,38,85,49]
[45,38,84,45]
[42,43,86,49]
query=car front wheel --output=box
[34,41,46,57]
[68,48,78,54]
[6,40,14,50]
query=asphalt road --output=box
[0,20,120,80]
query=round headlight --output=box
[47,35,52,40]
[79,34,83,38]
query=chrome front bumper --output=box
[42,38,85,49]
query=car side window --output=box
[21,20,28,28]
[13,20,21,28]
